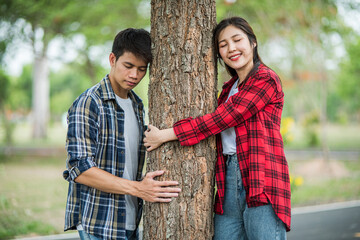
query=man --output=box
[63,28,181,240]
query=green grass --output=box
[0,155,69,239]
[291,176,360,207]
[326,124,360,149]
[289,159,360,207]
[286,123,360,150]
[1,121,360,150]
[0,122,67,148]
[0,154,359,238]
[0,195,56,239]
[0,122,359,238]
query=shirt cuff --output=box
[63,157,97,182]
[173,117,200,146]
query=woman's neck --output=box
[236,61,254,84]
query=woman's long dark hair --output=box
[213,17,263,80]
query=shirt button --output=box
[121,151,124,154]
[121,213,125,216]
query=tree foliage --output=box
[0,0,150,67]
[0,70,10,109]
[336,37,360,117]
[0,0,152,137]
[8,65,32,111]
[0,0,359,125]
[49,66,93,116]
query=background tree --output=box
[216,0,351,160]
[0,0,150,138]
[0,70,13,144]
[65,0,150,85]
[143,0,217,239]
[0,0,84,138]
[335,37,360,121]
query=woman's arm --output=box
[144,72,281,150]
[144,125,178,151]
[174,76,280,146]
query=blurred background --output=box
[0,0,359,239]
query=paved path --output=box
[14,232,79,240]
[288,200,360,240]
[15,201,360,240]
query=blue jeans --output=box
[214,155,286,240]
[78,230,101,240]
[78,230,137,240]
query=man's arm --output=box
[66,95,180,202]
[75,167,181,202]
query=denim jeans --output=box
[214,155,286,240]
[78,230,137,240]
[78,230,101,240]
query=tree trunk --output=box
[144,1,217,240]
[320,68,329,162]
[32,53,49,139]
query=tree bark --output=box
[144,1,217,240]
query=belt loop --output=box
[224,154,229,166]
[224,154,236,166]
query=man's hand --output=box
[134,170,181,202]
[74,167,180,203]
[144,125,178,151]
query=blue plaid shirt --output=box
[63,75,146,240]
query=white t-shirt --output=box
[115,95,139,231]
[221,79,239,155]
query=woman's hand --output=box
[144,125,164,151]
[144,125,178,151]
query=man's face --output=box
[108,51,148,98]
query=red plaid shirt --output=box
[173,64,291,231]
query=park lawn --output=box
[289,159,360,206]
[7,122,67,148]
[0,123,359,238]
[0,154,359,239]
[0,155,70,239]
[291,176,360,206]
[1,121,360,150]
[286,123,360,150]
[291,172,360,206]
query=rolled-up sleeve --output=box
[63,157,97,182]
[64,94,100,182]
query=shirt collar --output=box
[100,74,143,105]
[222,75,239,90]
[222,63,264,90]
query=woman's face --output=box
[218,25,255,76]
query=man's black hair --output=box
[112,28,152,64]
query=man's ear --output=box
[109,52,116,66]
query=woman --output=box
[144,17,291,239]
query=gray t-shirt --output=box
[221,79,239,155]
[115,95,139,231]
